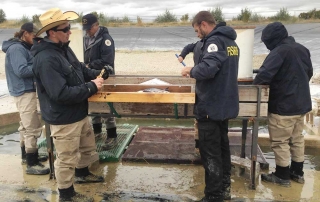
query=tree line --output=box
[0,7,319,26]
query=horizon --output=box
[1,0,319,21]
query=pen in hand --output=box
[175,54,186,67]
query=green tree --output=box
[32,14,40,24]
[209,6,224,22]
[154,9,177,23]
[122,15,130,23]
[19,15,30,24]
[180,14,189,22]
[0,9,6,23]
[237,8,252,22]
[272,7,291,21]
[250,13,264,22]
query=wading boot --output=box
[59,185,93,202]
[290,161,305,184]
[74,166,104,184]
[93,123,102,139]
[261,165,291,187]
[101,127,118,150]
[21,146,48,165]
[25,152,50,175]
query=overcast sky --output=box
[2,0,320,21]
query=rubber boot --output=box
[21,146,27,165]
[102,128,117,150]
[74,166,104,184]
[21,146,48,165]
[261,165,291,187]
[106,127,117,138]
[92,123,102,134]
[25,152,50,175]
[59,185,94,202]
[290,161,305,184]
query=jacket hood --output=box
[261,22,288,50]
[97,26,109,37]
[206,22,237,40]
[31,37,70,57]
[1,38,21,53]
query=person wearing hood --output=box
[1,22,49,175]
[181,11,239,202]
[253,22,313,187]
[31,8,110,202]
[82,13,117,150]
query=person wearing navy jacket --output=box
[82,13,117,150]
[253,22,313,187]
[181,11,239,202]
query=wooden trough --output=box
[88,75,269,189]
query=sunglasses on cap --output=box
[53,24,71,33]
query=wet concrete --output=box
[2,121,320,201]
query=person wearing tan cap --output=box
[31,8,110,202]
[2,22,49,175]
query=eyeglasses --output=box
[54,25,71,33]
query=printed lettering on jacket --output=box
[227,46,239,56]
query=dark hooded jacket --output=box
[179,41,203,65]
[190,22,240,120]
[31,37,100,125]
[84,26,115,73]
[2,38,36,96]
[253,22,313,115]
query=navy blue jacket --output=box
[84,26,115,73]
[190,23,240,121]
[31,37,100,125]
[253,22,313,115]
[179,41,203,65]
[2,38,36,96]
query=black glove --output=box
[101,66,110,80]
[104,65,114,74]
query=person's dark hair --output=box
[45,25,60,36]
[192,11,216,27]
[14,22,38,39]
[14,30,25,39]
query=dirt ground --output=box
[0,51,266,80]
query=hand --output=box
[181,66,192,77]
[92,78,104,90]
[178,56,184,63]
[101,65,114,80]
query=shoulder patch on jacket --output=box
[105,39,112,46]
[207,44,218,52]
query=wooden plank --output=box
[88,102,268,117]
[104,76,195,85]
[88,92,195,103]
[239,86,269,102]
[91,85,268,103]
[102,84,194,93]
[239,103,268,117]
[104,75,254,85]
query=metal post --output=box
[250,86,262,189]
[241,119,248,158]
[45,122,55,180]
